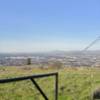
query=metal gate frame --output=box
[0,72,58,100]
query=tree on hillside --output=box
[27,58,31,65]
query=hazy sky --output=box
[0,0,100,53]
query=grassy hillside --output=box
[0,66,100,100]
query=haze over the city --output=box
[0,0,100,53]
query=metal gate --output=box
[0,72,58,100]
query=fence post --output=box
[55,73,58,100]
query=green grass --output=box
[0,66,100,100]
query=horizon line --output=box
[0,50,100,54]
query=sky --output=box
[0,0,100,53]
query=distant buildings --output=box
[0,51,100,67]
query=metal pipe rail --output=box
[0,72,58,100]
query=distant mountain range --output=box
[0,50,100,57]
